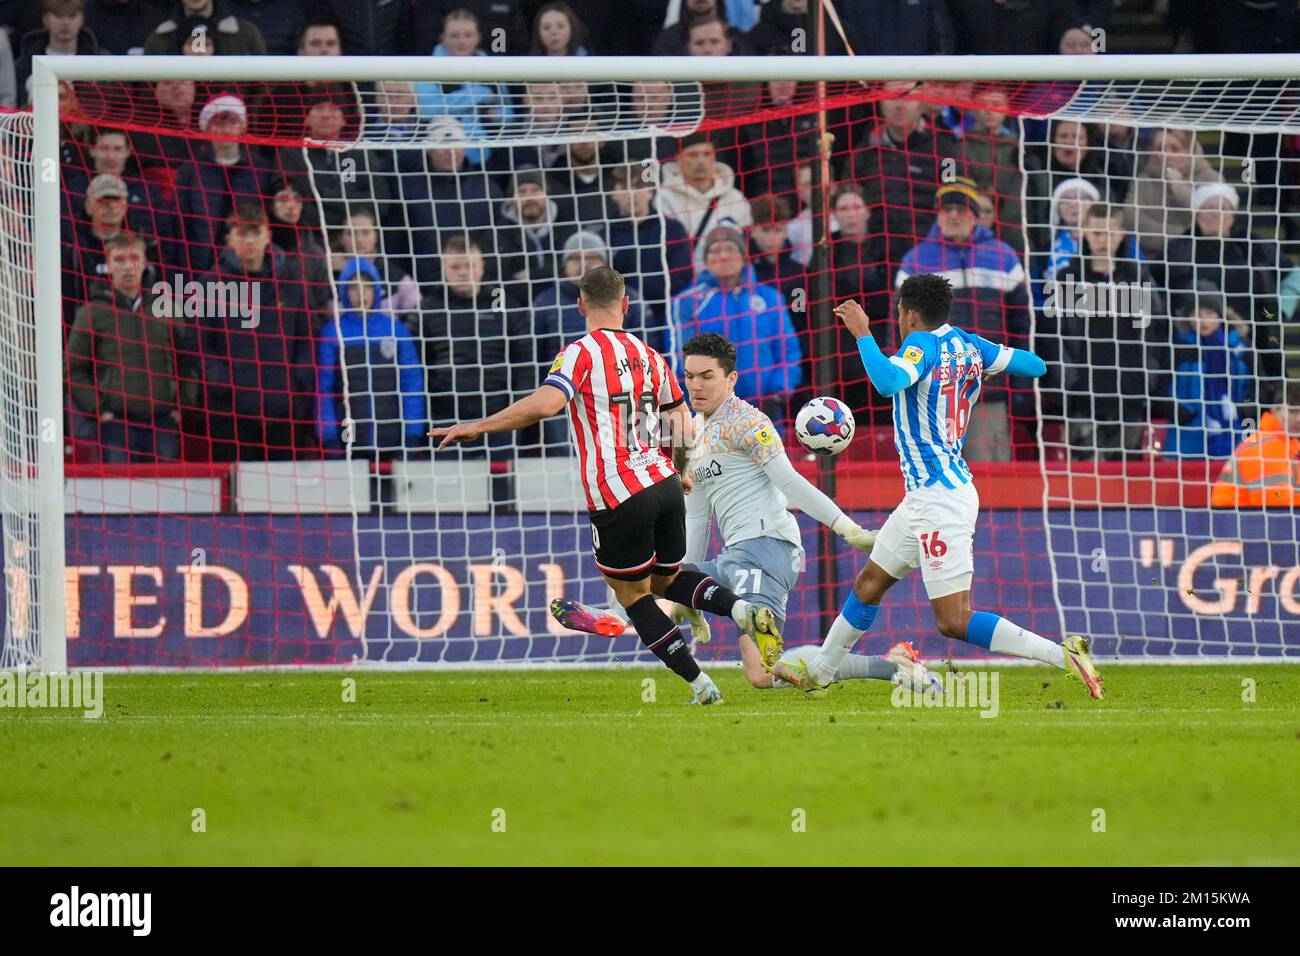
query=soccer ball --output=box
[794,397,856,457]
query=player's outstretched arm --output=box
[834,299,911,398]
[429,384,567,449]
[761,453,876,552]
[1002,348,1047,378]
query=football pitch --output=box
[3,665,1297,866]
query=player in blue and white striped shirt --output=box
[776,273,1106,699]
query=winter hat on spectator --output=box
[426,115,466,144]
[198,94,247,132]
[936,176,980,214]
[563,230,608,263]
[513,167,547,193]
[701,225,746,259]
[87,174,127,201]
[1191,182,1240,211]
[1191,280,1227,319]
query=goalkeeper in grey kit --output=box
[675,333,941,693]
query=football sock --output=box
[835,653,899,682]
[626,595,701,683]
[811,593,879,684]
[968,611,1066,668]
[664,569,739,619]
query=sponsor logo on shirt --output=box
[903,345,924,364]
[752,425,775,446]
[549,353,564,373]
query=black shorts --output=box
[588,476,686,581]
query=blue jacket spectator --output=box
[413,19,514,168]
[318,257,426,457]
[673,227,802,407]
[1164,284,1253,458]
[896,180,1031,461]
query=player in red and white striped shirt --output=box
[433,266,783,704]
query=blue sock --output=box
[841,593,879,632]
[965,611,1000,648]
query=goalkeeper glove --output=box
[672,603,712,644]
[832,514,878,553]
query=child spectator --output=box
[531,2,588,55]
[317,256,425,459]
[1163,282,1253,459]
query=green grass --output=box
[2,665,1298,865]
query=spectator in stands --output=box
[673,225,801,422]
[366,80,419,140]
[1126,126,1222,260]
[849,98,962,266]
[532,2,588,55]
[329,205,419,313]
[222,0,302,54]
[143,0,265,56]
[946,0,1102,54]
[266,175,333,322]
[605,162,692,310]
[175,93,271,271]
[896,178,1030,461]
[317,256,425,459]
[1281,262,1300,326]
[1031,176,1100,307]
[492,167,577,301]
[545,140,607,227]
[748,194,804,315]
[680,13,759,169]
[421,233,532,460]
[836,0,951,55]
[412,1,529,57]
[86,0,168,55]
[604,79,680,166]
[67,232,195,463]
[1210,379,1300,507]
[739,79,818,199]
[828,182,886,307]
[658,131,752,272]
[397,115,502,286]
[278,97,397,229]
[295,14,340,54]
[132,80,199,172]
[414,9,514,168]
[1162,182,1282,402]
[15,0,107,101]
[786,160,838,268]
[62,174,164,326]
[298,0,413,56]
[1054,202,1169,460]
[959,89,1025,252]
[1024,119,1108,256]
[67,127,185,272]
[652,0,730,55]
[1163,281,1253,459]
[197,202,317,461]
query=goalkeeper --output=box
[673,333,938,693]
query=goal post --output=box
[11,52,1300,672]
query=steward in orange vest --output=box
[1211,382,1300,507]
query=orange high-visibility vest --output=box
[1211,411,1300,507]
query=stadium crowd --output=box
[22,0,1300,496]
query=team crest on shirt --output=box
[549,353,564,373]
[903,346,924,365]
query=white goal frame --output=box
[25,51,1300,672]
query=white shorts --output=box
[870,482,979,599]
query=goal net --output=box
[3,59,1299,670]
